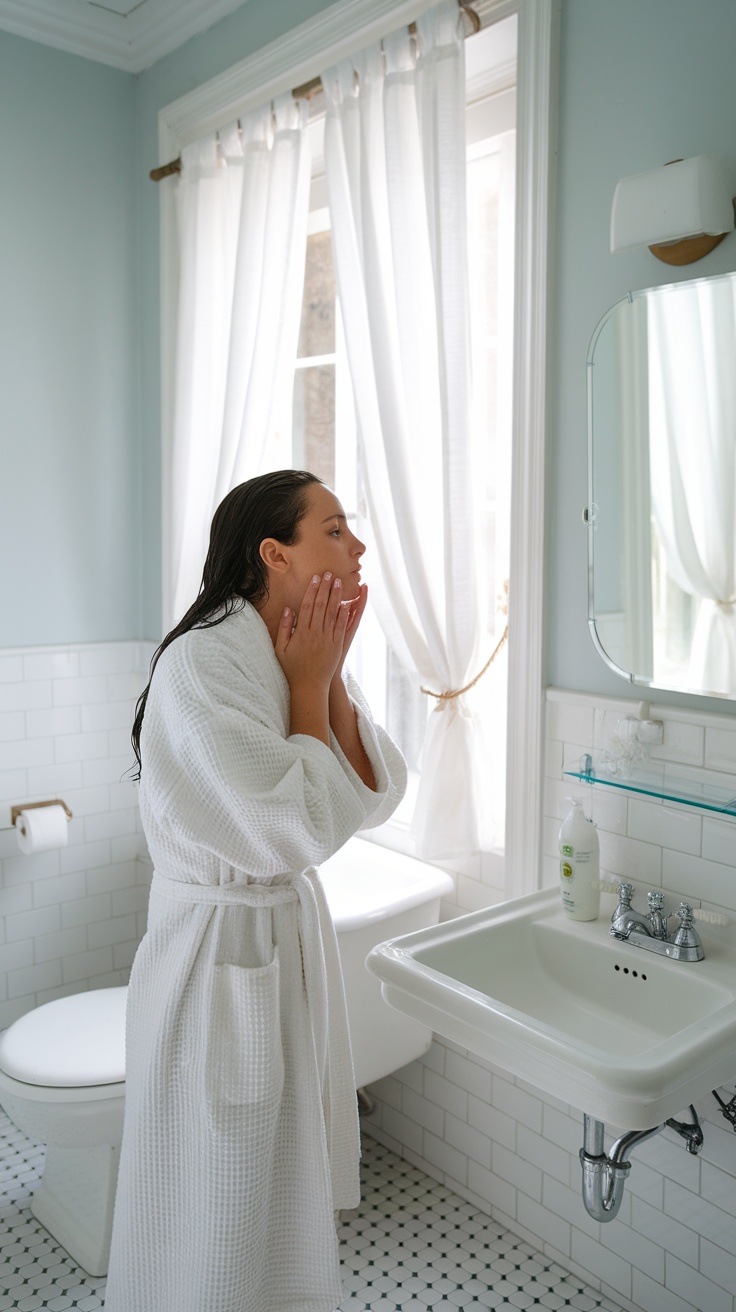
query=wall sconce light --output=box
[610,154,736,266]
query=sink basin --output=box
[366,887,736,1128]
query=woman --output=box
[104,471,406,1312]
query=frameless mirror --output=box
[587,270,736,700]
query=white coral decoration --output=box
[601,716,649,777]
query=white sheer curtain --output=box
[648,277,736,695]
[168,97,311,624]
[616,296,653,678]
[321,0,491,857]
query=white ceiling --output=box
[0,0,252,72]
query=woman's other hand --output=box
[327,583,376,789]
[332,583,368,685]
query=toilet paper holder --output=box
[10,799,73,832]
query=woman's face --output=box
[276,483,366,605]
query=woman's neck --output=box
[253,591,285,648]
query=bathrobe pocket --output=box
[206,951,284,1117]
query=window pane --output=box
[385,650,427,773]
[467,139,513,646]
[292,363,335,486]
[298,231,336,358]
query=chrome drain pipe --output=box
[580,1106,703,1222]
[580,1116,664,1221]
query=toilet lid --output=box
[0,987,127,1087]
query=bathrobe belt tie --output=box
[149,867,344,1093]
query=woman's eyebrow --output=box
[321,513,346,524]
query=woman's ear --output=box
[259,538,290,576]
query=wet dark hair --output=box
[130,469,322,779]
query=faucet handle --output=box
[610,882,638,934]
[675,903,696,929]
[646,890,669,939]
[673,903,705,960]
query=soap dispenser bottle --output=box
[559,797,600,921]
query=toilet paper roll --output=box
[15,804,69,854]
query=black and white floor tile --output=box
[0,1111,105,1311]
[337,1138,623,1312]
[0,1109,623,1311]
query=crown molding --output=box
[0,0,513,76]
[0,0,252,72]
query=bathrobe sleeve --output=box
[139,609,406,879]
[329,669,407,831]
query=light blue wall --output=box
[0,34,138,647]
[548,0,736,713]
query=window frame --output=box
[156,0,559,901]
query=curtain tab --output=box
[321,60,359,111]
[239,106,270,150]
[415,0,465,55]
[180,134,219,176]
[218,122,243,163]
[382,27,416,77]
[272,92,306,134]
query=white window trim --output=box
[505,0,559,897]
[156,0,559,900]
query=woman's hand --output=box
[274,574,350,742]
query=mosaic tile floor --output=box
[337,1138,623,1312]
[0,1108,623,1310]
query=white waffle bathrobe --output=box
[104,604,406,1312]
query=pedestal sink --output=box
[366,887,736,1129]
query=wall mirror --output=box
[587,269,736,701]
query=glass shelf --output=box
[563,757,736,817]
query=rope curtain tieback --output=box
[421,624,508,703]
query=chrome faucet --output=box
[609,883,704,961]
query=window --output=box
[160,0,555,898]
[261,15,517,852]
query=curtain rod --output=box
[150,1,481,182]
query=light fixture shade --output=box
[610,155,735,253]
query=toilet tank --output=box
[320,837,454,1088]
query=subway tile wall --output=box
[4,657,736,1310]
[364,686,736,1312]
[0,641,154,1030]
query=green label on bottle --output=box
[561,843,574,857]
[561,862,573,879]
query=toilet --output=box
[0,986,127,1276]
[320,837,455,1087]
[0,837,452,1275]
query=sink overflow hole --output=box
[614,963,647,981]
